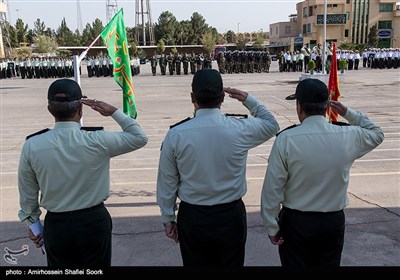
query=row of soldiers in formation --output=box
[0,57,78,80]
[148,51,273,76]
[278,44,400,73]
[277,42,335,73]
[86,56,141,78]
[149,53,214,76]
[362,48,400,69]
[215,51,272,74]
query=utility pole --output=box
[135,0,154,46]
[76,0,83,33]
[106,0,118,23]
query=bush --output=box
[308,59,316,71]
[339,59,348,70]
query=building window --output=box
[303,7,308,17]
[345,29,349,37]
[309,6,313,16]
[379,3,392,12]
[378,20,392,29]
[285,26,291,34]
[346,0,350,3]
[276,26,278,34]
[306,24,311,33]
[328,4,338,8]
[302,24,311,34]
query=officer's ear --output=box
[190,92,195,104]
[220,91,225,103]
[78,102,83,117]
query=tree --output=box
[225,30,236,44]
[155,11,178,45]
[190,12,208,45]
[44,27,55,38]
[11,46,32,60]
[157,39,165,54]
[26,29,34,44]
[368,25,378,48]
[33,19,46,36]
[81,23,93,46]
[339,40,355,50]
[126,27,135,43]
[33,35,58,54]
[91,18,104,46]
[201,32,215,54]
[56,18,74,46]
[252,34,265,50]
[15,18,29,45]
[3,21,18,48]
[57,49,72,57]
[177,20,191,45]
[72,29,82,46]
[236,34,247,50]
[130,41,138,56]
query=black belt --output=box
[47,202,104,216]
[180,198,242,208]
[282,206,343,215]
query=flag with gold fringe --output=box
[100,8,137,119]
[326,42,340,122]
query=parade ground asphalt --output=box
[0,61,399,276]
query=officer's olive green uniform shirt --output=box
[261,108,384,236]
[18,110,148,224]
[157,94,280,224]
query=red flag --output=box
[326,42,340,122]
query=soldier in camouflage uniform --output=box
[174,53,181,75]
[189,53,196,74]
[167,53,174,75]
[182,53,189,75]
[150,54,158,76]
[159,54,167,75]
[217,52,226,74]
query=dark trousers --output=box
[44,203,112,267]
[278,206,345,267]
[177,199,247,266]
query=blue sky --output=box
[6,0,298,33]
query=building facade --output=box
[0,0,7,58]
[269,0,399,51]
[268,20,298,52]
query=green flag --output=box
[100,8,137,119]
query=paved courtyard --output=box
[0,61,399,269]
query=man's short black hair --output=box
[191,69,224,107]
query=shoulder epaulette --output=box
[225,113,248,119]
[170,117,191,129]
[81,126,104,131]
[276,124,297,137]
[331,121,350,126]
[25,128,50,140]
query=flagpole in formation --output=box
[73,34,101,126]
[322,0,327,74]
[73,34,102,86]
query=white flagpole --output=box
[322,0,327,74]
[73,34,102,126]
